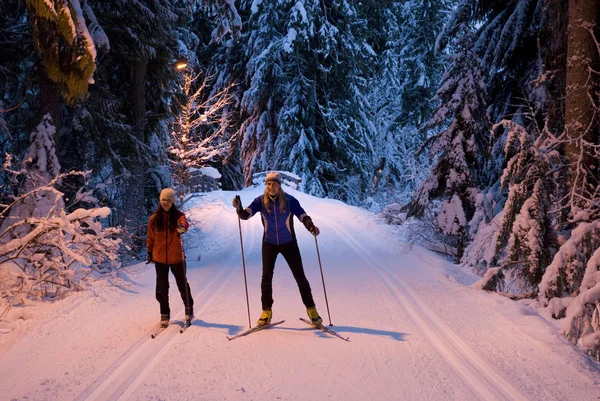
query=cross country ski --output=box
[151,323,169,339]
[226,320,285,341]
[299,318,350,341]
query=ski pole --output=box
[180,232,192,321]
[236,196,252,328]
[314,236,333,326]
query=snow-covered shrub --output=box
[381,203,405,225]
[461,191,500,276]
[540,221,600,301]
[404,202,465,262]
[0,192,121,301]
[0,115,121,311]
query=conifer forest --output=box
[1,1,600,360]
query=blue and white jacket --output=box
[239,193,310,245]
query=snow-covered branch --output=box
[0,177,121,301]
[169,68,234,204]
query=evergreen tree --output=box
[488,118,559,292]
[188,1,246,190]
[365,0,450,207]
[0,0,35,160]
[397,0,450,128]
[239,0,372,204]
[406,44,489,261]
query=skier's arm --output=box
[301,215,320,236]
[245,197,263,219]
[291,198,320,236]
[290,196,307,220]
[232,195,259,220]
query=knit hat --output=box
[265,172,281,184]
[160,187,176,202]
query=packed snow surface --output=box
[0,186,598,401]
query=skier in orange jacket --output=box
[147,188,193,327]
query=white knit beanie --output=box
[160,187,176,202]
[265,172,281,184]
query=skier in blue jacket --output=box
[232,171,323,326]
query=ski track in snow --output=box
[72,210,258,401]
[72,265,232,401]
[314,213,528,401]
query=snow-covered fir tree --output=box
[0,115,62,239]
[406,42,489,261]
[364,0,450,208]
[483,118,559,293]
[238,0,373,204]
[63,0,185,240]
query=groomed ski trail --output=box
[315,213,528,401]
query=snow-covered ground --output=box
[0,185,598,401]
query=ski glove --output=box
[176,224,186,234]
[232,195,250,219]
[147,252,153,264]
[302,216,320,236]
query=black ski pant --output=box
[261,240,315,310]
[155,261,194,315]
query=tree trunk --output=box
[121,59,149,246]
[564,0,599,213]
[131,59,148,141]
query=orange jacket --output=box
[146,211,189,265]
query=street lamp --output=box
[174,57,188,70]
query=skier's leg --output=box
[155,262,171,315]
[280,241,315,308]
[171,261,194,309]
[261,242,278,310]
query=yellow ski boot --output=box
[257,309,272,326]
[307,306,323,326]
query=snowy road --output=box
[0,187,598,401]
